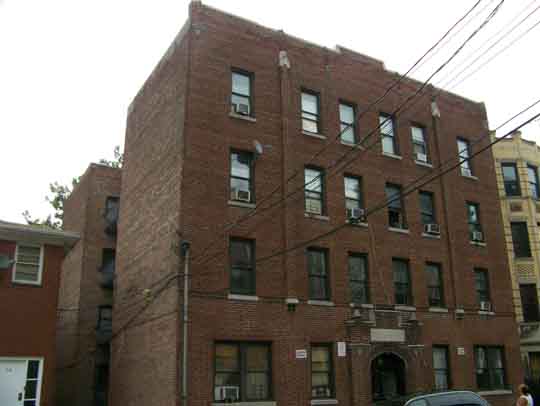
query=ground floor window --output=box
[433,346,450,390]
[214,342,271,402]
[475,346,505,390]
[311,344,334,399]
[0,358,42,406]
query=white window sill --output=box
[305,213,330,221]
[340,140,363,149]
[311,399,338,406]
[470,240,486,247]
[429,307,449,313]
[12,280,42,287]
[455,308,465,315]
[285,297,299,305]
[350,303,374,309]
[478,310,495,316]
[422,232,441,239]
[228,200,256,209]
[388,227,410,234]
[415,160,433,168]
[395,305,416,312]
[227,294,259,302]
[382,152,403,160]
[229,112,257,122]
[477,390,512,396]
[308,300,335,307]
[346,220,368,228]
[213,402,276,406]
[461,173,479,181]
[302,130,326,140]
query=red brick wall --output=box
[0,240,65,406]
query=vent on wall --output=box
[510,203,523,212]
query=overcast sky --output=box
[1,0,539,223]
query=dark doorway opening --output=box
[372,352,406,401]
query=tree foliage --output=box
[22,146,123,230]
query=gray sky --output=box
[1,0,539,223]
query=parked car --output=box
[405,391,490,406]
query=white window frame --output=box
[12,244,44,286]
[0,357,44,406]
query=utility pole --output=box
[181,241,190,406]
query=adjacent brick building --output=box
[108,2,522,406]
[0,220,78,406]
[55,163,121,406]
[492,131,540,381]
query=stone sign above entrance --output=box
[370,328,406,343]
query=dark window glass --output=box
[380,114,397,155]
[344,176,363,213]
[104,196,119,231]
[27,361,39,379]
[305,168,325,215]
[419,191,436,225]
[511,222,532,258]
[411,126,428,162]
[457,138,472,175]
[386,184,406,229]
[502,163,521,196]
[426,263,444,307]
[101,248,115,273]
[230,239,255,295]
[520,284,540,322]
[307,249,329,301]
[475,346,505,390]
[98,306,112,331]
[214,342,271,402]
[302,91,320,133]
[393,259,412,305]
[339,103,356,144]
[349,254,369,304]
[311,344,334,398]
[230,151,254,203]
[474,269,491,304]
[433,346,450,390]
[467,203,483,241]
[528,165,540,199]
[231,71,252,115]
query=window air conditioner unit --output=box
[480,301,492,312]
[472,231,484,242]
[461,167,472,177]
[233,103,250,116]
[424,223,440,235]
[234,189,251,202]
[347,207,366,223]
[214,386,240,402]
[416,152,428,163]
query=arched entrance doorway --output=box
[371,352,406,401]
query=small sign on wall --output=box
[457,347,466,355]
[296,349,307,359]
[337,341,347,357]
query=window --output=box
[501,163,521,196]
[528,165,540,199]
[97,306,112,332]
[380,113,397,155]
[433,346,450,390]
[230,238,255,295]
[305,168,325,215]
[467,202,483,241]
[419,191,436,225]
[101,248,115,273]
[411,125,428,162]
[104,196,119,235]
[231,71,252,116]
[230,151,254,203]
[214,342,271,402]
[13,244,43,285]
[426,263,444,308]
[311,344,334,398]
[307,248,330,301]
[520,284,540,322]
[344,176,363,214]
[511,222,532,258]
[474,269,491,304]
[475,346,505,390]
[339,102,356,144]
[349,254,369,304]
[386,184,406,229]
[393,258,412,305]
[23,360,42,406]
[302,91,320,133]
[457,138,472,176]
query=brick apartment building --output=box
[55,163,121,406]
[105,2,522,406]
[0,220,78,406]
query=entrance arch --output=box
[371,352,406,401]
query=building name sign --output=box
[370,328,405,343]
